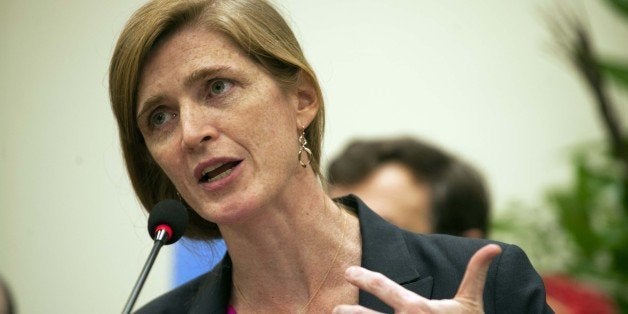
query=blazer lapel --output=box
[189,255,233,314]
[337,195,434,312]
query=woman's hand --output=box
[333,244,502,314]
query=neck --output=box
[219,180,361,312]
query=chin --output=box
[194,195,262,226]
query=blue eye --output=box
[209,79,232,96]
[149,110,176,127]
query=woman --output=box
[109,0,552,313]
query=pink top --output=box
[227,305,237,314]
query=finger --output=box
[332,304,383,314]
[455,244,502,303]
[343,266,429,310]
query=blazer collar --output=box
[337,195,433,311]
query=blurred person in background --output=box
[327,136,489,238]
[327,136,618,313]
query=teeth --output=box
[207,168,233,182]
[202,163,225,176]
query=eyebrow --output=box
[136,95,167,121]
[184,66,231,88]
[136,66,232,120]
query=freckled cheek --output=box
[147,142,181,180]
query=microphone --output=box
[122,199,189,314]
[147,199,189,245]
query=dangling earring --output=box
[298,128,313,168]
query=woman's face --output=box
[136,25,316,224]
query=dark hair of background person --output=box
[0,276,15,314]
[326,136,490,236]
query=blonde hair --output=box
[109,0,325,239]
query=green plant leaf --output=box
[599,60,628,89]
[603,0,628,19]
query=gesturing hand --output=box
[333,244,503,314]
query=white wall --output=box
[0,0,626,313]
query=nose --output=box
[179,102,219,150]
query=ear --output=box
[293,70,319,128]
[462,228,485,239]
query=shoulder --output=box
[339,194,552,312]
[134,273,208,314]
[402,232,552,313]
[402,232,511,269]
[401,231,524,283]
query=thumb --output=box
[455,244,502,305]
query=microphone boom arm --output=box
[122,229,168,314]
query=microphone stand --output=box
[122,229,168,314]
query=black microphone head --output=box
[147,199,189,245]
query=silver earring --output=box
[298,129,312,168]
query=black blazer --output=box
[137,195,553,313]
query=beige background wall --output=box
[1,0,626,313]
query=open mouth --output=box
[199,161,241,183]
